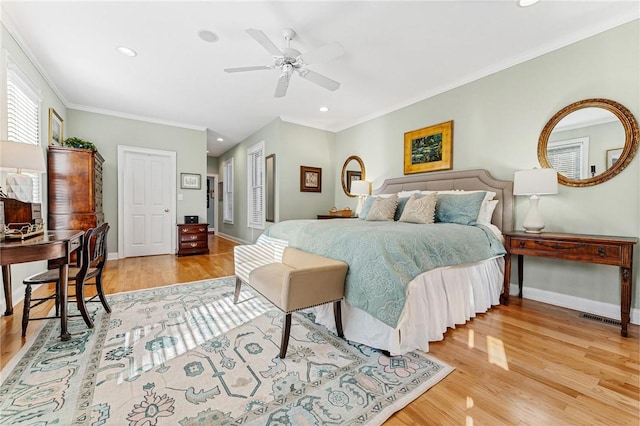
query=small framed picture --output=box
[181,173,201,189]
[606,148,623,168]
[300,166,321,192]
[49,108,64,146]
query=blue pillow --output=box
[435,192,486,225]
[394,197,410,221]
[359,196,376,219]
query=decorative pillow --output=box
[428,190,496,223]
[394,197,410,221]
[365,194,398,221]
[435,191,486,225]
[359,196,376,219]
[477,199,499,224]
[399,193,437,224]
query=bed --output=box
[257,169,513,355]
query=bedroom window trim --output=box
[223,157,234,224]
[4,52,43,203]
[247,141,265,230]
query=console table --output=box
[503,231,637,337]
[1,230,84,340]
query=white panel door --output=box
[123,151,173,257]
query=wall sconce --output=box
[0,140,47,203]
[513,168,558,233]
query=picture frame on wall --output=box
[300,166,322,192]
[180,173,201,189]
[404,120,453,174]
[49,108,64,146]
[606,148,623,168]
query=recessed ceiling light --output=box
[319,106,329,112]
[198,30,219,43]
[116,46,137,57]
[518,0,541,7]
[216,137,224,142]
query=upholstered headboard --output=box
[372,169,514,232]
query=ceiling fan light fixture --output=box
[216,137,224,142]
[116,46,137,57]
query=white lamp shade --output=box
[350,180,371,196]
[0,140,47,173]
[513,168,558,196]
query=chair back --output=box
[77,223,110,280]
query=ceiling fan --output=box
[224,28,344,98]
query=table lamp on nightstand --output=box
[0,140,47,203]
[350,180,371,215]
[513,167,558,233]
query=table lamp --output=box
[350,180,371,215]
[513,168,558,233]
[0,140,47,203]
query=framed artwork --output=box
[180,173,201,189]
[48,108,64,146]
[300,166,322,192]
[346,170,361,193]
[606,148,623,168]
[404,120,453,174]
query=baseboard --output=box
[215,232,251,245]
[510,283,640,325]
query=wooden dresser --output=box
[48,146,104,231]
[177,223,209,256]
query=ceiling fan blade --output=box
[299,42,345,65]
[299,69,340,91]
[224,65,271,73]
[274,74,290,98]
[246,29,283,57]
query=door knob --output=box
[164,208,169,212]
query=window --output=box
[547,137,589,180]
[5,59,43,202]
[247,141,265,229]
[223,158,234,224]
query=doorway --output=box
[118,146,176,258]
[206,174,219,233]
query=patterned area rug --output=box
[0,277,453,425]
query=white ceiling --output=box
[2,1,638,156]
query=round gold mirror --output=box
[538,98,639,187]
[341,155,366,197]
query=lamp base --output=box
[6,173,34,203]
[522,195,546,234]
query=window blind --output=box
[247,142,265,229]
[547,138,588,180]
[6,64,42,202]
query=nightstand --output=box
[503,231,637,337]
[176,223,209,256]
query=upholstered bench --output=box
[234,246,348,358]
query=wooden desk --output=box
[1,230,84,340]
[503,231,638,337]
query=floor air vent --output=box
[580,313,621,326]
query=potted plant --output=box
[63,137,97,151]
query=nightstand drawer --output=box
[510,238,622,263]
[179,240,208,250]
[179,233,207,243]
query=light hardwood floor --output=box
[1,234,638,425]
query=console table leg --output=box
[620,266,632,337]
[59,264,71,341]
[517,254,524,298]
[2,265,13,316]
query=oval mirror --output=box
[341,155,366,197]
[538,98,639,187]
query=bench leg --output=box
[233,277,242,304]
[333,300,344,338]
[279,313,292,358]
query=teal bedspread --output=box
[262,220,506,328]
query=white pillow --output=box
[365,194,398,221]
[397,190,421,198]
[477,199,499,224]
[398,193,437,224]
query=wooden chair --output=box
[21,223,111,337]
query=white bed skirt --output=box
[307,256,505,355]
